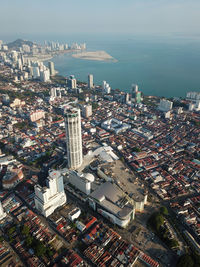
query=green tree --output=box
[154,214,164,231]
[26,235,33,247]
[35,242,46,257]
[160,206,168,216]
[8,226,16,236]
[92,102,99,110]
[22,225,30,237]
[46,248,53,258]
[148,212,164,231]
[132,147,141,152]
[176,254,194,267]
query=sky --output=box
[1,0,200,39]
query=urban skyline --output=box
[0,1,200,266]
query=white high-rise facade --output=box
[64,108,83,169]
[34,170,66,217]
[88,74,94,88]
[0,201,6,220]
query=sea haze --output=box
[46,34,200,98]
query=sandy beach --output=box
[72,50,117,62]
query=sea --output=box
[6,33,200,97]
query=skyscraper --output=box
[64,107,83,169]
[131,84,138,98]
[88,74,94,88]
[48,61,55,76]
[131,84,142,103]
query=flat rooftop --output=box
[104,160,146,202]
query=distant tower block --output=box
[88,74,94,89]
[64,108,83,169]
[132,84,138,93]
[48,61,55,76]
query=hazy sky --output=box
[1,0,200,38]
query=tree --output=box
[169,239,179,248]
[46,248,53,258]
[26,235,33,247]
[22,225,30,237]
[132,147,141,152]
[154,213,164,231]
[160,206,168,216]
[92,102,99,110]
[148,212,164,232]
[35,242,46,257]
[8,226,16,236]
[176,254,194,267]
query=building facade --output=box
[64,108,83,169]
[88,74,94,88]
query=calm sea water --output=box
[6,33,199,98]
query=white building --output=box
[158,99,173,112]
[88,74,94,89]
[32,67,40,79]
[69,170,94,195]
[68,208,81,221]
[164,111,171,119]
[50,87,57,98]
[82,104,92,118]
[189,101,200,111]
[186,91,200,101]
[0,201,6,220]
[40,69,50,82]
[102,80,111,94]
[34,170,67,217]
[64,107,83,169]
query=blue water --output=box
[5,33,200,98]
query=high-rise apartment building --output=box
[48,61,55,76]
[158,99,173,112]
[67,75,77,89]
[88,74,94,88]
[34,170,66,217]
[64,108,83,169]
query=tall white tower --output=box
[64,108,83,169]
[88,74,94,89]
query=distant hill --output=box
[7,39,36,49]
